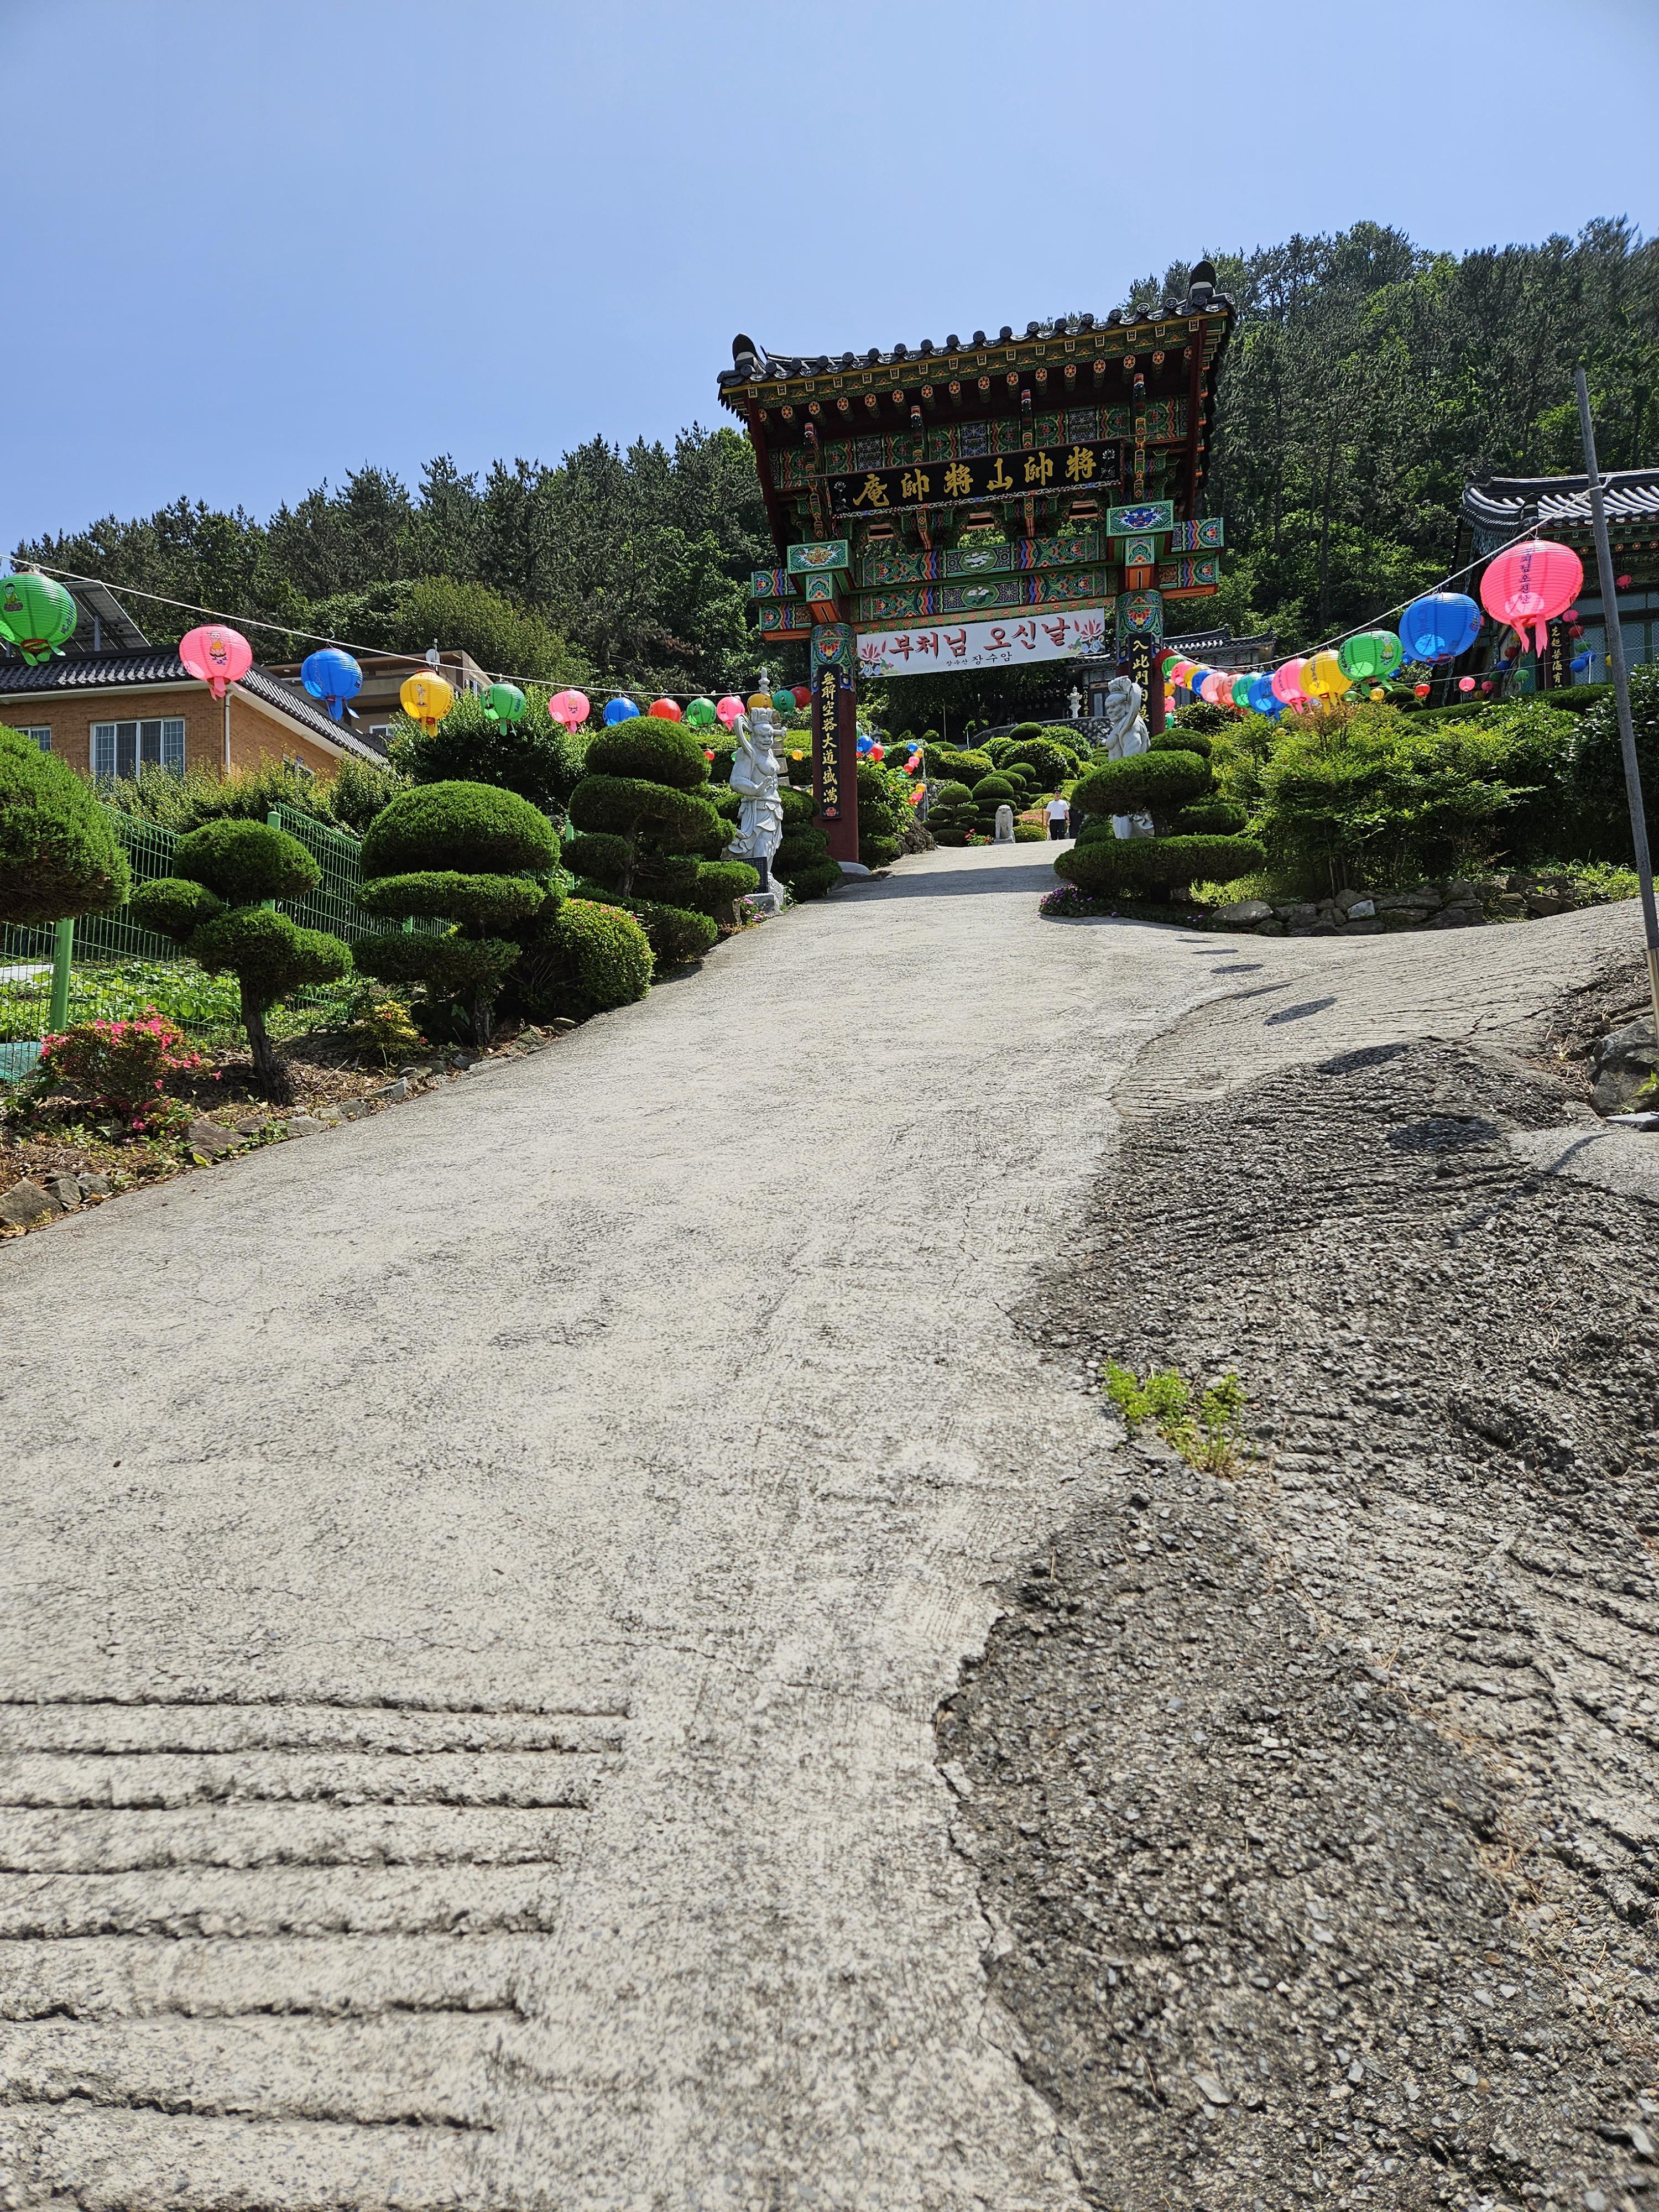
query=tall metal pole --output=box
[1574,367,1659,1035]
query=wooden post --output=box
[813,661,859,866]
[1575,367,1659,1036]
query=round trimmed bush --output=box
[360,781,559,878]
[356,870,546,931]
[0,724,131,924]
[510,897,653,1021]
[585,715,711,791]
[1003,734,1077,787]
[683,859,761,918]
[1071,750,1210,820]
[628,898,719,966]
[174,817,321,903]
[567,775,724,848]
[930,747,995,786]
[1151,726,1213,758]
[129,876,223,939]
[1174,797,1248,834]
[564,832,632,888]
[190,907,351,998]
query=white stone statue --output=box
[993,802,1015,843]
[1100,676,1153,841]
[727,707,786,891]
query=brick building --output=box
[0,582,390,783]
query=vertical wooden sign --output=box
[1539,619,1569,691]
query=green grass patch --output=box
[1103,1360,1248,1477]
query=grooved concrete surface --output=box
[0,848,1647,2211]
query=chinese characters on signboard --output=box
[828,442,1121,517]
[855,608,1110,678]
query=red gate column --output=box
[811,625,859,867]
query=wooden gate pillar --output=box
[811,627,859,866]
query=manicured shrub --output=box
[928,746,995,786]
[352,781,560,1046]
[563,717,749,958]
[103,754,406,837]
[1056,832,1266,899]
[129,819,349,1101]
[0,723,131,925]
[1174,796,1249,834]
[857,759,915,868]
[508,896,653,1022]
[1152,726,1213,758]
[923,779,978,845]
[1071,750,1211,821]
[1171,701,1232,736]
[771,785,838,899]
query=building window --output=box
[90,718,186,780]
[18,726,51,751]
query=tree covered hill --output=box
[15,221,1657,691]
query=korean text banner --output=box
[856,608,1110,678]
[828,442,1121,517]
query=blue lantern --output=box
[1399,593,1481,664]
[300,647,363,723]
[1570,651,1592,672]
[1246,672,1276,714]
[604,695,639,725]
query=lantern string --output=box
[14,496,1593,706]
[4,560,766,702]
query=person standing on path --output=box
[1046,792,1071,839]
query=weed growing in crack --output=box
[1102,1361,1248,1476]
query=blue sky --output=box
[8,0,1658,550]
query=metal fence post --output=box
[48,917,74,1033]
[264,808,282,910]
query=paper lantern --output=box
[399,671,455,732]
[1480,538,1583,656]
[1616,574,1632,590]
[300,647,362,722]
[603,696,639,725]
[715,695,744,729]
[548,688,590,729]
[178,622,254,700]
[1270,659,1306,705]
[870,744,885,761]
[1200,672,1229,705]
[747,692,773,713]
[1247,674,1276,714]
[1370,687,1385,701]
[770,688,794,714]
[684,697,716,728]
[1230,675,1254,708]
[648,697,682,721]
[1571,651,1592,672]
[1338,629,1404,684]
[483,682,526,726]
[0,571,79,665]
[1311,649,1351,698]
[1458,675,1477,692]
[1413,682,1431,698]
[1399,592,1481,663]
[1480,680,1493,694]
[792,684,811,709]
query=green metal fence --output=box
[0,800,414,1079]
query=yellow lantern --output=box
[400,670,455,733]
[747,691,771,713]
[1306,649,1349,698]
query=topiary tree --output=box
[928,745,995,787]
[565,715,753,963]
[1055,731,1263,902]
[351,781,561,1047]
[923,779,978,846]
[0,724,131,925]
[129,818,350,1102]
[857,759,914,867]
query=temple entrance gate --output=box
[716,267,1235,864]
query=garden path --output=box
[0,852,1646,2212]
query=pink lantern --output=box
[547,688,590,729]
[715,695,744,729]
[1270,659,1306,706]
[1199,672,1227,704]
[648,697,682,721]
[1479,538,1583,655]
[1616,574,1632,591]
[1458,675,1477,692]
[178,623,252,700]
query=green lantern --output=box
[1229,675,1253,708]
[1338,630,1404,684]
[684,697,717,728]
[0,571,77,665]
[483,682,527,726]
[770,688,794,714]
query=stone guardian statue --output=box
[726,706,787,905]
[1099,674,1153,839]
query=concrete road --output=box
[0,847,1646,2211]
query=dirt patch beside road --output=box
[940,1026,1659,2210]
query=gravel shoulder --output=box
[940,906,1659,2212]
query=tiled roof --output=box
[1462,469,1659,532]
[717,269,1234,395]
[0,651,388,761]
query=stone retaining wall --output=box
[1217,868,1609,937]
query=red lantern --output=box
[703,747,714,760]
[1479,538,1583,655]
[1616,574,1632,591]
[1563,607,1579,622]
[1414,682,1431,698]
[648,697,682,721]
[792,684,811,709]
[870,744,884,761]
[1480,680,1493,694]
